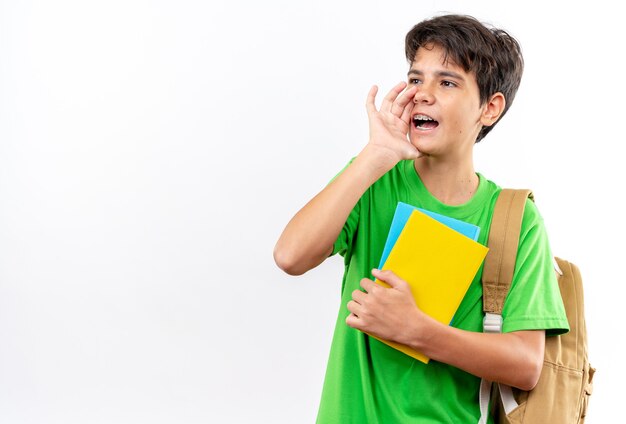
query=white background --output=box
[0,0,621,422]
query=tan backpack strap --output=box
[479,189,534,423]
[482,189,533,314]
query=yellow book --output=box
[371,209,489,363]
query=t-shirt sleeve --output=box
[332,202,359,257]
[329,159,360,258]
[501,199,570,336]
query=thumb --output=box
[372,268,409,291]
[403,144,422,160]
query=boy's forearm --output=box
[347,271,544,390]
[274,148,393,275]
[406,317,544,390]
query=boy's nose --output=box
[413,87,435,104]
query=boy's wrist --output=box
[404,312,443,355]
[354,144,401,180]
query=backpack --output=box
[478,189,595,424]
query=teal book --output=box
[378,202,481,269]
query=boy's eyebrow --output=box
[407,69,465,81]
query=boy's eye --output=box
[408,78,422,85]
[441,80,457,87]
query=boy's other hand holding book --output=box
[346,268,433,348]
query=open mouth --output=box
[412,113,439,130]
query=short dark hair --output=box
[405,14,524,142]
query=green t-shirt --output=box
[316,160,569,424]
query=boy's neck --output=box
[414,157,479,206]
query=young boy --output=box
[274,14,568,423]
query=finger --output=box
[365,85,379,116]
[371,268,408,290]
[346,300,361,316]
[392,85,418,118]
[346,312,360,328]
[400,100,413,124]
[351,289,367,304]
[380,81,408,113]
[399,88,418,122]
[360,278,377,293]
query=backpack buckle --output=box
[483,313,503,333]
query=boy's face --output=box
[407,43,491,157]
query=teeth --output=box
[413,114,433,121]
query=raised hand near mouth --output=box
[362,82,422,172]
[274,83,424,276]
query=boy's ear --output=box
[480,92,506,127]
